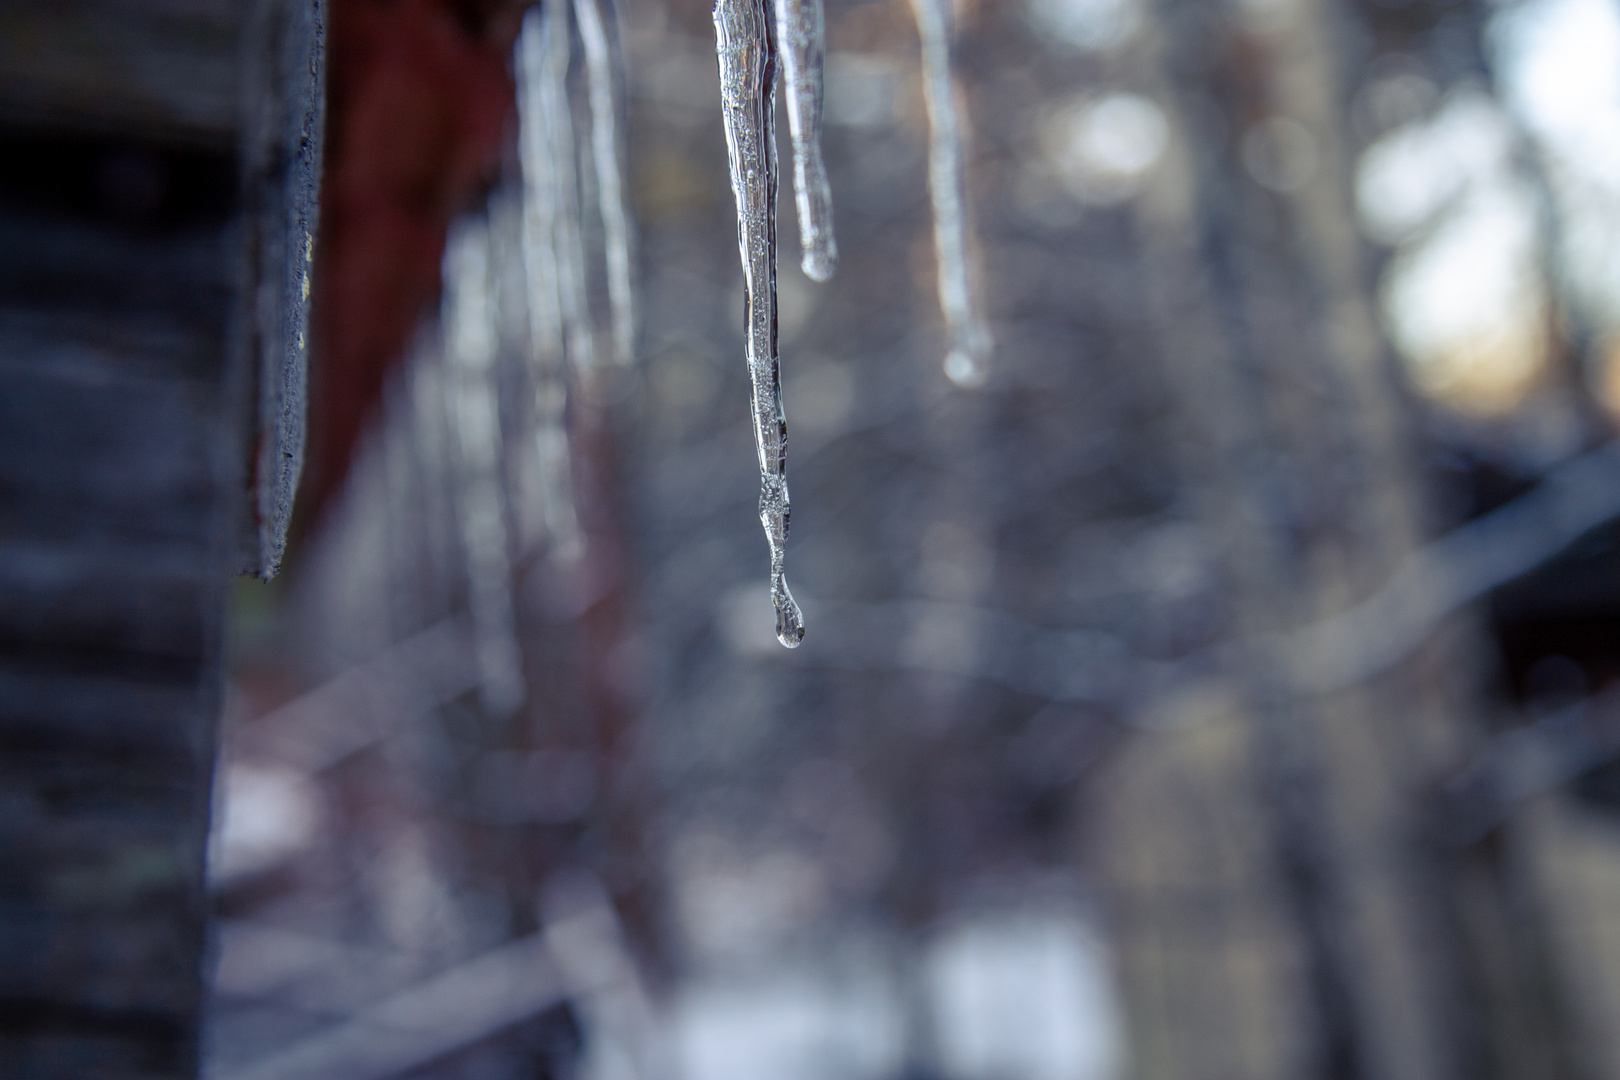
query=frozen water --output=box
[576,0,638,365]
[707,0,992,643]
[774,0,838,281]
[527,4,597,375]
[517,6,585,559]
[715,0,806,648]
[442,218,526,715]
[908,0,993,388]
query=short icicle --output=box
[575,0,638,365]
[908,0,992,388]
[714,0,805,648]
[773,0,837,281]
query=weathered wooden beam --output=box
[0,2,322,1076]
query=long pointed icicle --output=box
[908,0,992,388]
[538,4,597,376]
[409,344,459,619]
[714,0,805,648]
[575,0,638,365]
[774,0,837,281]
[443,218,526,715]
[517,6,584,560]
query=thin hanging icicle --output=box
[382,379,427,638]
[443,217,526,714]
[409,336,461,621]
[773,0,837,281]
[908,0,992,388]
[574,0,638,365]
[714,0,805,648]
[532,3,598,376]
[517,6,584,560]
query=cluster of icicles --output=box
[423,0,636,715]
[435,0,989,696]
[714,0,991,648]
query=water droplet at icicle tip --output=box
[715,0,807,648]
[774,573,805,647]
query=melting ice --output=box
[710,0,993,645]
[776,0,838,281]
[714,0,806,648]
[909,0,993,388]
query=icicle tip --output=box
[801,243,837,282]
[944,348,982,387]
[774,583,806,648]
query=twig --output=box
[212,933,565,1080]
[1283,441,1620,694]
[235,617,479,774]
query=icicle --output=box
[714,0,805,648]
[774,0,837,281]
[443,217,526,714]
[574,0,638,365]
[382,381,426,637]
[409,338,460,621]
[907,0,992,388]
[517,6,585,561]
[524,5,598,376]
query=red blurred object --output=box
[303,0,528,524]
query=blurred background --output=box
[15,0,1620,1077]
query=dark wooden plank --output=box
[240,0,325,576]
[0,2,323,1075]
[0,1,241,146]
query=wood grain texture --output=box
[0,2,322,1075]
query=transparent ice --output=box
[442,218,526,715]
[774,0,838,281]
[909,0,993,387]
[517,5,584,559]
[714,0,806,648]
[575,0,638,365]
[527,4,597,376]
